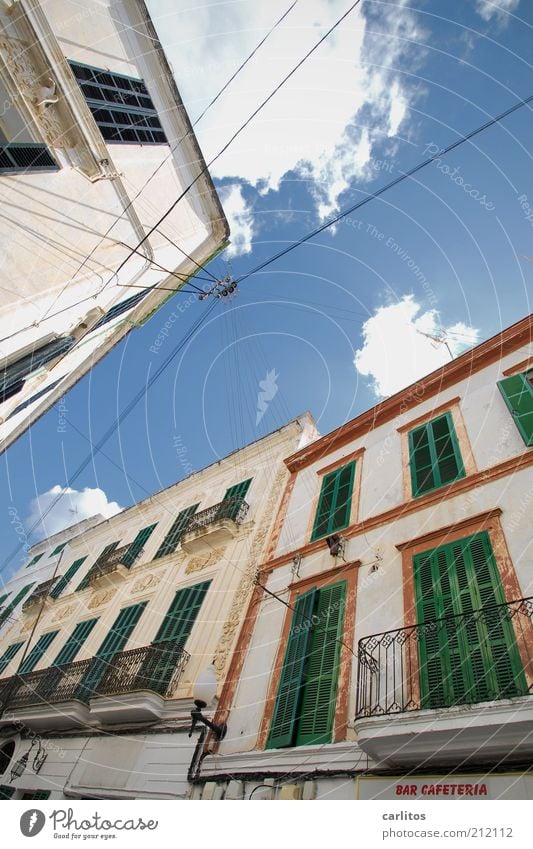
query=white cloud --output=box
[354,296,479,398]
[475,0,520,23]
[25,485,122,541]
[218,183,254,256]
[148,0,426,230]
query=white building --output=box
[192,315,533,801]
[0,0,228,452]
[0,415,316,799]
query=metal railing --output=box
[86,545,143,584]
[183,496,249,535]
[356,597,533,718]
[0,640,190,713]
[0,143,58,173]
[21,579,58,612]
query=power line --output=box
[235,92,533,284]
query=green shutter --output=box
[267,588,317,749]
[295,581,347,746]
[18,631,59,674]
[223,479,252,521]
[21,790,51,799]
[498,372,533,446]
[26,553,44,568]
[76,543,120,590]
[0,583,35,625]
[153,581,210,645]
[77,602,147,701]
[0,785,16,799]
[154,505,199,559]
[409,412,465,497]
[50,540,70,556]
[414,532,527,709]
[311,462,356,541]
[50,557,87,599]
[122,524,157,568]
[52,619,98,667]
[0,594,10,607]
[0,642,24,675]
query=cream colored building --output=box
[192,315,533,801]
[0,415,316,799]
[0,0,228,452]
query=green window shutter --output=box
[311,462,356,541]
[50,540,70,556]
[409,412,465,497]
[0,785,16,799]
[267,588,317,749]
[414,532,527,710]
[295,581,347,746]
[122,524,157,568]
[52,619,98,667]
[21,790,51,799]
[498,372,533,446]
[154,505,199,559]
[26,553,44,568]
[18,631,59,674]
[0,593,10,607]
[223,479,252,521]
[153,581,211,645]
[49,557,87,599]
[75,543,120,591]
[0,642,24,675]
[78,602,147,701]
[0,583,35,625]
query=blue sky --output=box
[1,0,532,580]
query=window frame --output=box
[408,410,466,498]
[310,458,358,542]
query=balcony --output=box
[354,597,533,768]
[0,640,190,730]
[22,578,58,612]
[180,496,249,554]
[86,545,143,587]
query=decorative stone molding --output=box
[51,603,77,623]
[87,588,116,609]
[213,466,288,676]
[131,572,162,594]
[185,548,224,575]
[20,616,38,633]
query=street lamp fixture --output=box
[189,666,227,741]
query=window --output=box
[408,412,465,497]
[50,541,70,556]
[154,505,199,559]
[17,631,59,674]
[267,581,347,749]
[8,378,63,419]
[52,619,98,667]
[0,584,35,626]
[0,642,24,675]
[121,524,157,568]
[0,785,15,799]
[311,462,355,541]
[26,553,44,568]
[69,61,167,145]
[75,543,120,591]
[21,790,51,799]
[498,370,533,446]
[153,581,211,646]
[0,593,10,606]
[49,557,87,599]
[413,532,527,709]
[77,602,147,701]
[0,336,75,404]
[0,142,58,174]
[92,289,151,331]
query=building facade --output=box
[192,315,533,801]
[0,0,228,452]
[0,415,316,799]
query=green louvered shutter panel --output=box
[267,588,317,749]
[409,413,464,497]
[50,557,87,599]
[295,581,347,746]
[153,581,211,645]
[0,785,16,799]
[77,602,147,701]
[498,372,533,446]
[223,479,252,520]
[311,462,355,541]
[18,631,59,674]
[51,540,70,556]
[0,593,10,607]
[52,619,98,667]
[154,505,199,559]
[26,553,44,568]
[76,542,120,590]
[0,583,35,625]
[122,524,157,568]
[0,642,24,675]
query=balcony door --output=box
[413,532,526,709]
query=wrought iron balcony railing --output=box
[356,597,533,719]
[21,579,58,611]
[86,545,144,585]
[0,640,190,714]
[183,496,249,535]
